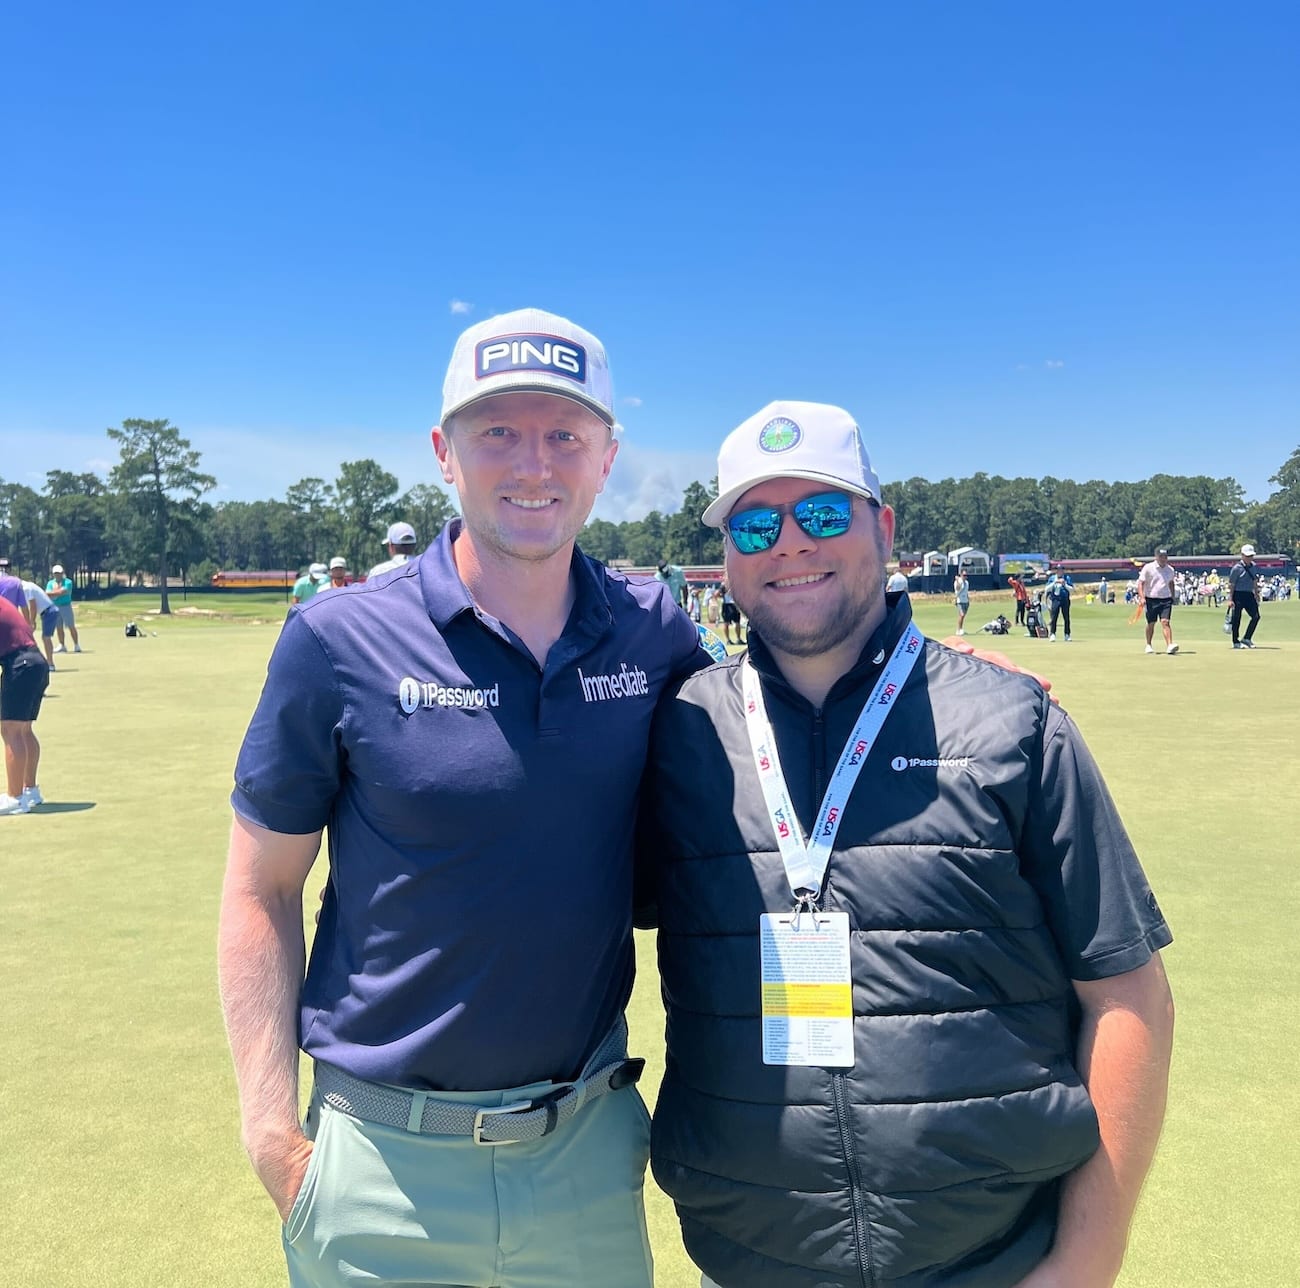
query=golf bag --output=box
[1024,596,1048,639]
[983,615,1012,635]
[124,621,144,638]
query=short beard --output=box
[742,600,866,657]
[733,522,889,659]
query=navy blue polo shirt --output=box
[232,520,707,1091]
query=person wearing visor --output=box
[219,308,705,1288]
[638,401,1175,1288]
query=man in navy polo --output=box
[218,309,705,1287]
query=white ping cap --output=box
[440,308,615,427]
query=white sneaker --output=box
[1144,644,1155,654]
[956,628,965,635]
[53,644,67,654]
[1049,633,1056,641]
[1167,643,1179,655]
[0,794,25,816]
[1064,635,1071,642]
[74,645,82,653]
[20,786,43,811]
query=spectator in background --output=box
[1098,575,1109,605]
[655,560,690,611]
[45,564,81,653]
[953,564,971,635]
[1228,544,1262,649]
[292,564,329,605]
[1009,573,1029,626]
[720,581,745,645]
[0,573,26,612]
[20,580,61,669]
[886,568,909,593]
[0,595,51,814]
[324,556,349,590]
[1046,570,1074,641]
[369,522,420,579]
[1137,549,1179,655]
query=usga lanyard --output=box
[742,624,926,909]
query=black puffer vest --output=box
[642,601,1100,1287]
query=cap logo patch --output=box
[758,416,801,453]
[475,333,586,384]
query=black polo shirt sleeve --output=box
[231,610,345,835]
[1020,703,1172,981]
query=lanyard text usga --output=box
[742,625,926,910]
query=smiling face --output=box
[723,477,895,660]
[433,391,618,568]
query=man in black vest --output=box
[639,400,1175,1288]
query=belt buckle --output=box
[472,1099,535,1146]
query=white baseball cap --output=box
[1241,543,1256,557]
[702,401,882,528]
[308,562,328,579]
[384,521,417,546]
[440,308,615,427]
[52,563,64,574]
[329,556,348,570]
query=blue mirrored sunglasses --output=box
[725,490,859,555]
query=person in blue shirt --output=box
[218,309,705,1288]
[1046,570,1074,641]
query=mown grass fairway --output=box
[3,590,1297,1286]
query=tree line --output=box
[579,451,1300,568]
[2,420,1298,614]
[0,419,456,612]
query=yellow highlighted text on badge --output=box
[762,983,852,1018]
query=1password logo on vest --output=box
[890,754,972,771]
[398,677,500,714]
[475,333,587,384]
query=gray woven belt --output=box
[313,1022,644,1146]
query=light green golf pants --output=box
[282,1072,654,1288]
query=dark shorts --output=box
[721,603,741,625]
[1,647,51,721]
[1145,597,1173,623]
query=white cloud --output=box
[621,396,644,408]
[590,441,717,524]
[1044,359,1065,369]
[449,300,473,315]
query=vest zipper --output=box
[815,706,875,1287]
[832,1070,875,1287]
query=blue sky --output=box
[2,2,1297,524]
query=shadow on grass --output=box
[30,802,96,814]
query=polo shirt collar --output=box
[418,519,613,638]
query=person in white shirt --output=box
[1136,548,1179,655]
[369,522,420,579]
[20,580,61,669]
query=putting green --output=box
[3,590,1295,1286]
